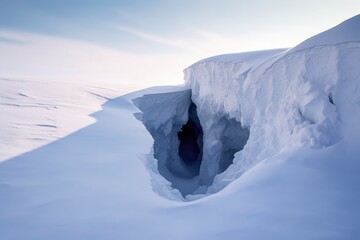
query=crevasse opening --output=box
[133,90,249,198]
[177,102,203,177]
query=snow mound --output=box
[134,14,360,200]
[290,14,360,52]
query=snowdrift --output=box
[134,15,360,200]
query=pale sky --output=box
[0,0,359,86]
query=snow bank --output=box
[134,14,360,200]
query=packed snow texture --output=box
[1,14,360,240]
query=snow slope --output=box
[1,15,360,240]
[0,78,137,161]
[289,14,360,52]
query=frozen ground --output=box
[1,15,360,240]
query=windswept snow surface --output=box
[1,15,360,240]
[0,78,138,161]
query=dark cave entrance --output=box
[177,103,203,176]
[178,120,201,164]
[133,90,250,197]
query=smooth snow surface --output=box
[0,79,137,161]
[1,14,360,240]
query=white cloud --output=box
[0,25,310,87]
[114,25,293,59]
[115,25,196,52]
[0,30,191,86]
[114,25,248,56]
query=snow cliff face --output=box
[187,43,360,195]
[134,15,360,200]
